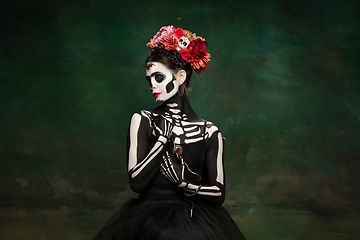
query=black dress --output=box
[93,111,246,240]
[93,186,246,240]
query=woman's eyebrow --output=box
[150,71,161,77]
[146,71,164,81]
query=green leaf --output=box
[204,41,209,47]
[174,18,181,28]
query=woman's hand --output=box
[159,151,187,187]
[154,115,173,141]
[159,152,202,196]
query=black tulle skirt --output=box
[93,188,246,240]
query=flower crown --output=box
[147,24,210,74]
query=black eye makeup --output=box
[148,72,166,83]
[154,73,165,83]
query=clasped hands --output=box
[153,115,189,189]
[159,151,188,188]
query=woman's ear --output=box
[176,69,187,86]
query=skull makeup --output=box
[176,36,190,51]
[146,62,180,104]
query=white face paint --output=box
[146,62,180,104]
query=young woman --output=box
[93,25,246,240]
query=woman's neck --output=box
[156,92,201,121]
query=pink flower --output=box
[151,26,175,47]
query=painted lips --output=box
[152,92,161,98]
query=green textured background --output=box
[1,0,359,239]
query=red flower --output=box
[178,49,192,62]
[174,28,186,39]
[188,39,207,61]
[191,52,210,74]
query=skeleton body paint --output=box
[127,103,225,205]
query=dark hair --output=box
[145,49,193,88]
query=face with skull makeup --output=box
[146,62,185,104]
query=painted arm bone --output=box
[127,112,173,193]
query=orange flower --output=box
[159,36,177,51]
[192,33,205,42]
[191,52,210,74]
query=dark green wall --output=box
[1,0,359,239]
